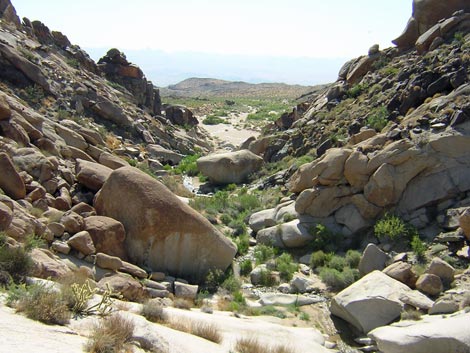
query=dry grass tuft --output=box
[84,313,135,353]
[142,300,167,323]
[191,322,222,344]
[166,318,222,344]
[235,337,294,353]
[173,297,193,310]
[15,283,70,325]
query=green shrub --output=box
[221,275,241,293]
[275,253,298,281]
[319,267,358,291]
[0,243,32,283]
[299,311,310,321]
[203,115,225,125]
[310,250,330,268]
[374,214,409,241]
[234,234,250,256]
[308,224,342,252]
[347,84,368,98]
[228,218,247,237]
[345,250,361,268]
[258,269,277,287]
[258,305,286,318]
[173,154,200,176]
[366,106,388,132]
[203,269,225,293]
[240,259,253,276]
[254,244,276,265]
[411,235,426,259]
[327,255,347,271]
[233,290,246,305]
[24,234,46,251]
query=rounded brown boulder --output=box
[94,166,237,281]
[83,216,127,260]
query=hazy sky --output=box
[12,1,412,85]
[13,0,411,58]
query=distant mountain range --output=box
[85,48,347,87]
[161,77,328,99]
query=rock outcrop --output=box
[197,149,263,185]
[393,0,470,50]
[369,312,470,353]
[94,166,237,281]
[330,271,433,333]
[98,48,161,115]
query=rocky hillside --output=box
[161,77,323,99]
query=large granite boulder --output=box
[94,166,237,281]
[369,312,470,353]
[330,271,433,333]
[197,150,263,185]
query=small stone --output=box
[67,230,96,255]
[429,298,459,315]
[51,240,70,254]
[416,274,443,296]
[120,261,147,279]
[95,252,122,271]
[427,257,454,284]
[174,281,198,300]
[47,222,65,237]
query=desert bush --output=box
[191,322,223,343]
[203,115,225,125]
[84,313,135,353]
[347,83,368,98]
[299,311,310,321]
[411,235,426,259]
[319,267,358,291]
[308,224,342,252]
[254,244,276,265]
[142,300,167,323]
[239,259,253,276]
[0,242,32,283]
[15,283,71,325]
[173,298,193,310]
[221,274,241,293]
[173,154,200,176]
[275,253,297,281]
[310,250,330,268]
[326,255,348,271]
[366,106,388,132]
[345,250,361,268]
[374,214,410,242]
[257,269,277,287]
[24,233,46,251]
[234,234,250,256]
